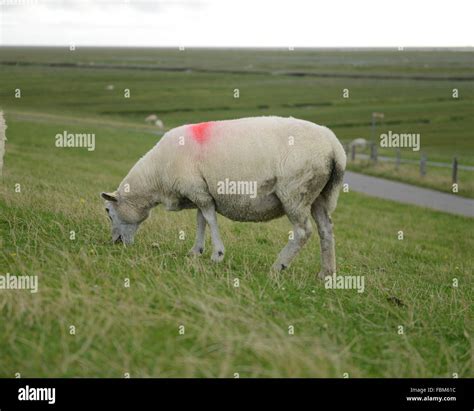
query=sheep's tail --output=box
[0,111,6,177]
[319,128,347,214]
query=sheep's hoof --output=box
[211,250,225,262]
[271,262,288,272]
[187,247,204,257]
[318,271,333,280]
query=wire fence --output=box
[343,141,473,184]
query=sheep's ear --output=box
[101,191,118,202]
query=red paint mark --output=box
[189,122,213,144]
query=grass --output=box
[0,48,473,159]
[1,47,473,196]
[0,116,473,377]
[2,47,474,77]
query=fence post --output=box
[452,157,458,184]
[420,153,427,176]
[370,142,378,163]
[351,144,356,161]
[371,114,376,144]
[396,149,401,170]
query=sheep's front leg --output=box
[199,204,225,262]
[188,209,206,257]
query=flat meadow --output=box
[0,48,473,377]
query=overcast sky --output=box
[1,0,473,47]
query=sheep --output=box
[349,138,368,150]
[105,84,115,91]
[154,119,164,129]
[0,111,6,177]
[101,116,346,279]
[145,114,158,123]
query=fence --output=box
[345,142,470,185]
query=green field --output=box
[1,47,473,195]
[0,48,473,377]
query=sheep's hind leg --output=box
[311,199,336,279]
[199,204,225,263]
[188,209,206,257]
[272,211,312,272]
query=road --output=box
[344,171,474,218]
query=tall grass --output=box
[0,118,472,377]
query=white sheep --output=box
[349,138,368,150]
[154,119,164,129]
[101,116,346,278]
[145,114,158,123]
[0,111,6,176]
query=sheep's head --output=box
[100,191,149,244]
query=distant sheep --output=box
[349,138,368,150]
[105,84,115,91]
[154,119,164,129]
[145,114,158,123]
[101,116,346,279]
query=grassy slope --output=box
[0,118,472,377]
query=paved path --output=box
[344,171,474,218]
[355,153,474,171]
